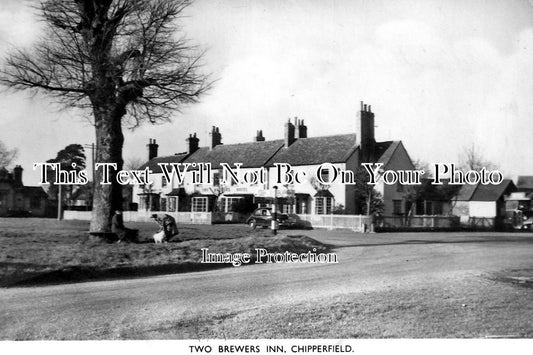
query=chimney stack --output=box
[255,130,265,142]
[294,117,308,139]
[356,101,375,162]
[13,165,23,186]
[284,118,295,148]
[210,126,222,150]
[186,133,200,154]
[147,138,159,160]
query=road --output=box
[1,231,532,339]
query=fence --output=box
[464,217,507,230]
[376,215,461,231]
[294,214,371,232]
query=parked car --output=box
[246,207,295,229]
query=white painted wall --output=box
[468,201,497,217]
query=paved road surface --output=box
[1,231,532,339]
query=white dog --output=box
[153,230,166,244]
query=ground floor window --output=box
[415,200,443,215]
[315,197,333,215]
[192,197,208,212]
[167,197,177,212]
[219,197,243,212]
[393,200,403,215]
[0,191,8,207]
[296,197,308,214]
[159,197,167,212]
[138,194,160,211]
[281,204,293,214]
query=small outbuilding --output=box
[452,179,516,225]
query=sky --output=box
[0,0,533,185]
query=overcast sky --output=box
[1,0,533,185]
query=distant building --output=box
[0,165,48,217]
[516,176,533,194]
[452,179,516,223]
[409,179,459,216]
[134,102,415,216]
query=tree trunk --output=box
[89,105,124,232]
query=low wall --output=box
[295,214,371,232]
[63,210,92,220]
[212,212,248,223]
[63,210,213,225]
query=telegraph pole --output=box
[57,184,62,221]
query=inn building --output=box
[133,102,415,217]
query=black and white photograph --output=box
[0,0,532,351]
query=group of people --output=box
[111,210,179,243]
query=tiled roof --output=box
[266,134,358,166]
[517,176,533,189]
[375,141,399,166]
[455,183,477,201]
[140,135,404,172]
[139,153,189,174]
[471,179,515,201]
[185,140,285,169]
[456,179,516,201]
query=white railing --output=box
[295,214,372,232]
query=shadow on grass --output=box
[0,262,232,288]
[1,234,331,288]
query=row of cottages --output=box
[133,102,415,217]
[0,166,48,217]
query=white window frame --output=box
[192,197,208,212]
[315,197,333,215]
[167,197,177,212]
[220,196,243,212]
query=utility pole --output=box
[57,184,62,221]
[271,186,278,235]
[83,143,96,209]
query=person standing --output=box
[111,210,128,243]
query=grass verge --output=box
[119,274,533,339]
[0,218,328,287]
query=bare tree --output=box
[460,143,498,171]
[0,0,210,232]
[124,156,145,170]
[0,140,18,168]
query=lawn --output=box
[0,218,327,287]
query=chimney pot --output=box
[255,129,265,142]
[210,126,222,149]
[147,138,159,160]
[284,119,295,147]
[187,132,200,154]
[356,101,375,162]
[13,165,23,186]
